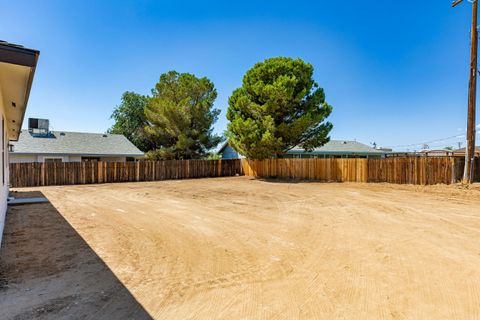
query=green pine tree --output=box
[145,71,223,160]
[226,57,333,159]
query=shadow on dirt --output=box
[0,191,153,320]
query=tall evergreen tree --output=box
[145,71,222,160]
[227,57,333,159]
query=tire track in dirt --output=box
[20,177,480,319]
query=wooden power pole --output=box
[453,0,478,183]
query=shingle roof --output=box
[11,130,144,157]
[288,140,385,155]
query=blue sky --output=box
[1,0,478,151]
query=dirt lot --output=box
[1,177,480,319]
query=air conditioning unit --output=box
[28,118,50,136]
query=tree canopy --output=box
[226,57,333,159]
[144,71,222,160]
[108,91,153,152]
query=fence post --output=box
[136,161,140,182]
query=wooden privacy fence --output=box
[10,159,242,188]
[9,157,480,188]
[242,157,478,185]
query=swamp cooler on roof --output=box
[28,118,50,136]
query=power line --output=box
[384,123,480,150]
[385,134,468,149]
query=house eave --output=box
[10,152,144,157]
[0,43,39,67]
[0,42,40,141]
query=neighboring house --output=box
[218,142,241,159]
[285,140,386,158]
[453,147,480,157]
[0,41,39,244]
[418,149,455,157]
[219,140,387,159]
[10,118,144,163]
[388,147,480,158]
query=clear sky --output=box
[1,0,479,151]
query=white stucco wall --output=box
[36,155,72,163]
[69,155,82,162]
[9,154,37,163]
[100,156,126,162]
[10,154,128,163]
[0,85,7,245]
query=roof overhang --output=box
[11,152,145,157]
[0,41,39,141]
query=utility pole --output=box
[453,0,478,183]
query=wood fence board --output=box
[10,159,242,188]
[12,157,478,188]
[242,157,474,185]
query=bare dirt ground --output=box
[1,177,480,319]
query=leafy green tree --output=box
[226,57,333,159]
[145,71,222,160]
[204,152,221,160]
[108,92,153,152]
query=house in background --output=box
[219,142,243,159]
[0,41,39,244]
[453,146,480,157]
[10,118,144,163]
[219,140,387,159]
[285,140,386,158]
[387,147,480,157]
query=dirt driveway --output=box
[1,177,480,319]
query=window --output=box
[81,157,100,162]
[44,158,63,163]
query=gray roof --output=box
[288,140,385,155]
[11,130,144,157]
